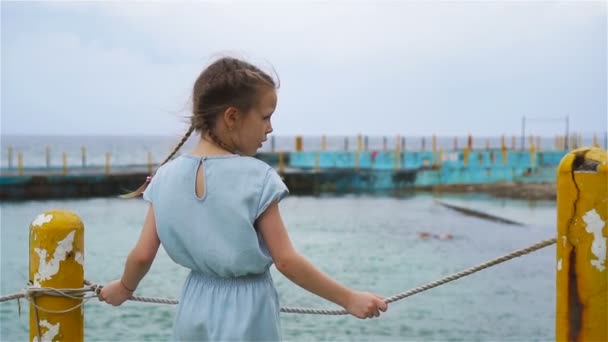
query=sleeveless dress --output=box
[142,153,289,341]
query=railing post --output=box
[278,152,285,174]
[147,151,153,175]
[295,136,303,152]
[62,152,68,176]
[29,210,84,342]
[105,152,111,175]
[556,147,607,342]
[8,145,13,169]
[18,152,23,176]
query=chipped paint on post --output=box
[32,213,53,227]
[583,209,607,272]
[33,231,75,287]
[556,147,607,342]
[29,210,84,342]
[32,320,60,342]
[583,209,606,272]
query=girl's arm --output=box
[257,202,387,319]
[100,205,160,306]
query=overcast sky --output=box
[1,1,606,137]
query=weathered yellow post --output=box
[357,134,363,152]
[530,141,536,167]
[278,152,285,174]
[556,147,607,342]
[29,210,84,342]
[18,152,23,176]
[501,135,508,165]
[295,136,303,152]
[8,145,13,169]
[62,153,68,176]
[463,147,470,167]
[147,151,153,174]
[105,152,111,175]
[570,135,577,150]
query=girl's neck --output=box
[190,133,236,157]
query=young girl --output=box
[99,57,388,341]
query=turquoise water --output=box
[1,194,556,341]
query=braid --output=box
[120,126,195,199]
[160,126,195,166]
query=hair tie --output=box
[146,176,152,183]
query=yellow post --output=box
[395,134,401,152]
[501,135,506,150]
[147,151,153,174]
[463,147,469,167]
[357,134,363,152]
[314,152,320,172]
[593,134,599,148]
[295,136,303,152]
[62,152,68,176]
[321,135,327,151]
[278,152,285,174]
[29,210,84,342]
[556,147,607,342]
[105,152,111,175]
[432,135,437,168]
[530,141,536,167]
[18,152,23,176]
[571,135,577,150]
[8,145,13,169]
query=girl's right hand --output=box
[344,290,388,319]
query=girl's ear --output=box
[223,106,241,130]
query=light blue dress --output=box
[143,154,289,341]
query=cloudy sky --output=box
[1,1,606,137]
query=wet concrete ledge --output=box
[0,170,556,201]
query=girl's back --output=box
[144,153,288,278]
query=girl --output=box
[99,57,388,341]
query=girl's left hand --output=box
[98,280,133,306]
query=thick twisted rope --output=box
[0,238,556,315]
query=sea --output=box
[1,135,560,341]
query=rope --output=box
[0,238,556,315]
